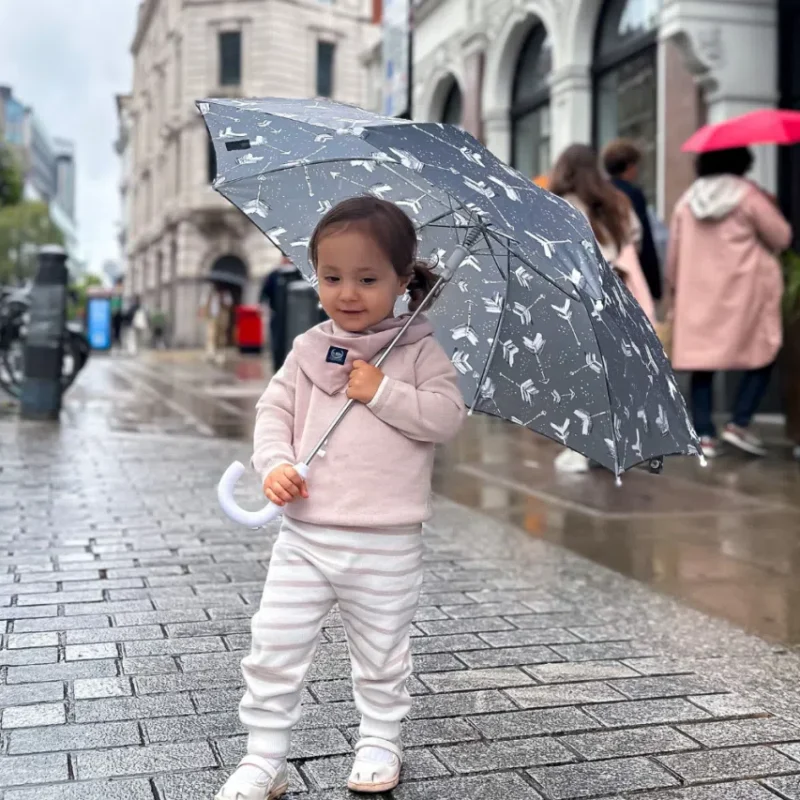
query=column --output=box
[548,65,592,162]
[461,34,487,142]
[483,110,512,164]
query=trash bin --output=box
[266,269,304,371]
[235,305,263,354]
[285,282,326,353]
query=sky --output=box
[0,0,140,276]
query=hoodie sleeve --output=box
[252,352,298,481]
[367,337,466,444]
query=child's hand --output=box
[347,361,384,404]
[263,464,309,506]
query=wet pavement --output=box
[42,351,800,648]
[6,407,800,798]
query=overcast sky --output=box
[0,0,140,276]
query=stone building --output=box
[409,0,799,226]
[121,0,379,347]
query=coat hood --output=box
[292,314,434,395]
[684,175,747,221]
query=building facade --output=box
[0,86,79,266]
[122,0,379,347]
[410,0,785,223]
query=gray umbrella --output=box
[198,96,701,480]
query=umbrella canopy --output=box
[199,97,700,474]
[682,109,800,153]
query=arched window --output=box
[511,23,552,180]
[441,80,463,126]
[593,0,660,203]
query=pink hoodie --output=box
[252,314,466,528]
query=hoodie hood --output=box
[292,314,434,395]
[685,175,747,221]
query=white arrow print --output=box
[550,419,570,443]
[520,379,538,405]
[501,340,519,367]
[570,353,603,377]
[551,300,581,345]
[451,350,473,375]
[523,333,548,384]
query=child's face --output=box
[315,225,408,332]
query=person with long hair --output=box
[666,146,791,458]
[548,144,655,472]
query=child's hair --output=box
[308,196,438,312]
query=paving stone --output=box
[419,666,534,692]
[507,613,603,630]
[74,694,195,723]
[436,737,575,773]
[658,746,800,782]
[763,775,800,799]
[144,711,244,742]
[2,702,65,728]
[636,783,781,799]
[410,633,489,655]
[3,777,155,800]
[64,599,154,616]
[294,703,361,731]
[65,642,119,660]
[114,608,208,626]
[6,632,59,648]
[778,742,800,761]
[586,698,713,727]
[525,660,641,684]
[403,718,481,745]
[0,646,58,666]
[392,772,544,799]
[0,605,59,621]
[550,641,649,662]
[135,670,243,694]
[6,658,117,684]
[469,707,600,739]
[166,619,252,637]
[122,656,179,675]
[560,725,700,759]
[413,606,450,622]
[530,756,679,798]
[688,693,769,717]
[679,718,800,748]
[609,674,726,700]
[440,602,534,618]
[506,681,628,709]
[0,682,64,707]
[179,650,242,672]
[414,653,466,673]
[8,721,141,754]
[16,589,102,606]
[123,636,226,656]
[192,687,245,714]
[303,747,450,789]
[415,617,516,636]
[408,689,516,719]
[66,625,164,644]
[0,753,69,788]
[156,764,306,799]
[456,645,561,669]
[73,677,133,699]
[13,614,110,632]
[567,624,635,642]
[75,741,216,779]
[478,629,581,648]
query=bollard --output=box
[20,245,69,421]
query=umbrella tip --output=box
[594,299,604,312]
[698,454,708,468]
[614,475,622,488]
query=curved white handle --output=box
[217,461,309,529]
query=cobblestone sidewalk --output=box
[3,419,800,799]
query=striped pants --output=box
[239,517,424,759]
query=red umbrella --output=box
[682,109,800,153]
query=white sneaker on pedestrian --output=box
[215,756,288,800]
[554,449,591,473]
[347,738,402,793]
[721,424,767,457]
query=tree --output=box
[0,145,23,208]
[0,200,64,284]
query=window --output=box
[317,41,335,97]
[510,23,552,180]
[207,135,217,184]
[441,80,463,126]
[593,0,659,203]
[219,31,242,86]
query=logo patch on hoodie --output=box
[326,346,349,366]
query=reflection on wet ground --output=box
[28,351,800,646]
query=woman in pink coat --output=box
[667,146,792,459]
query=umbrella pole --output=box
[302,230,481,467]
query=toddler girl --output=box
[216,196,466,799]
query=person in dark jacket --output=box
[602,139,662,300]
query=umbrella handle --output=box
[217,461,310,528]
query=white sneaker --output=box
[347,738,402,793]
[554,449,591,473]
[721,424,767,457]
[215,755,289,800]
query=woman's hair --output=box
[549,144,630,250]
[695,147,753,178]
[602,138,641,178]
[308,196,438,312]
